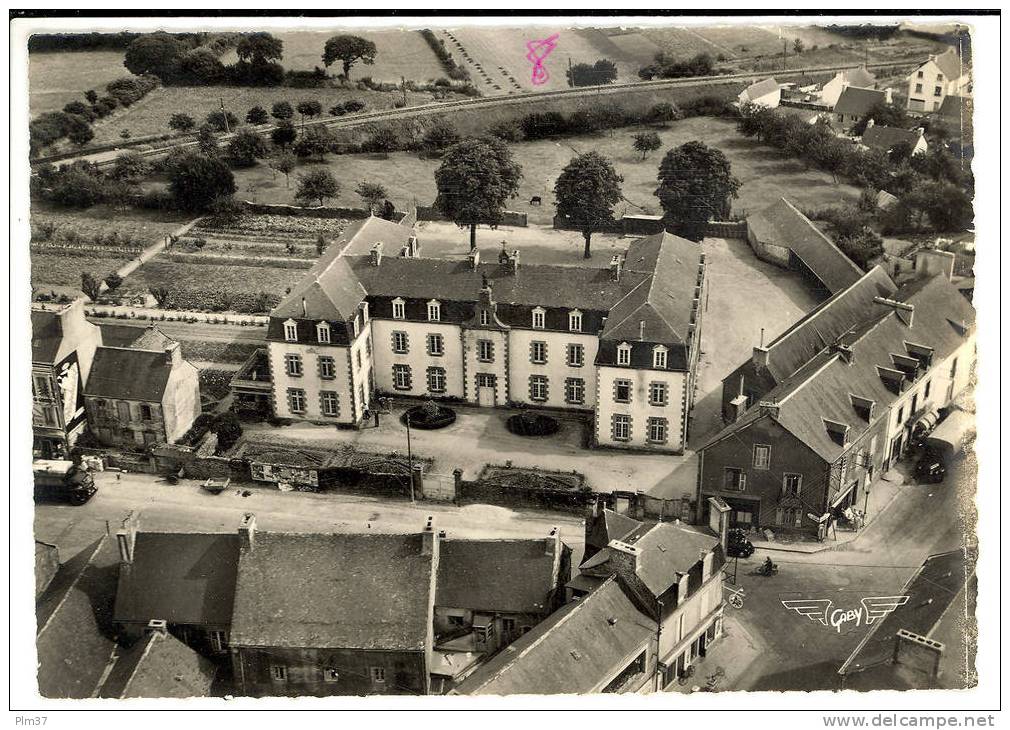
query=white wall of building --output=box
[461,327,510,406]
[370,319,465,400]
[268,340,355,424]
[507,329,599,410]
[595,365,689,453]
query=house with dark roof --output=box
[820,66,878,107]
[97,626,218,699]
[861,120,928,156]
[737,77,780,108]
[906,47,971,113]
[31,299,102,459]
[746,197,864,295]
[83,337,200,448]
[834,86,892,129]
[264,220,707,453]
[839,549,976,690]
[697,271,976,536]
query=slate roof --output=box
[335,215,418,257]
[834,86,887,117]
[937,94,971,122]
[230,532,436,650]
[115,532,240,626]
[436,538,560,615]
[840,549,975,676]
[98,631,217,699]
[862,125,924,153]
[585,508,645,557]
[272,250,367,321]
[83,347,176,402]
[453,577,655,695]
[839,66,877,89]
[748,198,864,294]
[702,274,976,462]
[31,303,100,365]
[930,48,968,81]
[36,535,120,699]
[739,77,779,101]
[131,326,175,350]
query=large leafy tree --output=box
[123,33,184,79]
[168,153,236,211]
[227,130,269,167]
[554,152,623,259]
[236,32,284,64]
[322,35,377,79]
[434,136,523,251]
[296,169,340,207]
[655,141,740,241]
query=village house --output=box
[31,300,102,459]
[83,337,201,448]
[820,66,878,108]
[861,120,929,157]
[906,47,971,113]
[263,217,707,454]
[698,270,976,536]
[834,86,893,130]
[737,77,781,108]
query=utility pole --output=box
[219,97,230,134]
[782,39,787,72]
[405,411,415,503]
[400,75,407,106]
[653,599,664,691]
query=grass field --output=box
[232,116,862,225]
[27,50,128,115]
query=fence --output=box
[704,220,748,239]
[417,206,528,228]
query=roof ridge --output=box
[599,276,653,333]
[780,198,863,276]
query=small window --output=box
[897,406,904,424]
[917,70,924,78]
[924,380,931,398]
[614,379,631,404]
[392,298,405,320]
[285,354,303,377]
[209,630,228,653]
[530,341,547,364]
[529,375,548,402]
[393,364,412,391]
[915,83,923,93]
[427,367,446,393]
[617,344,631,366]
[447,615,465,627]
[427,300,441,322]
[477,340,494,363]
[569,310,582,333]
[648,382,667,406]
[479,309,490,326]
[320,391,339,416]
[934,86,942,96]
[724,468,746,491]
[783,473,802,496]
[33,374,53,399]
[370,667,386,684]
[653,347,668,370]
[270,665,288,682]
[319,356,335,379]
[323,667,340,683]
[565,378,585,405]
[139,404,153,421]
[950,358,958,378]
[753,444,771,470]
[283,321,298,342]
[392,331,408,354]
[356,349,362,370]
[287,388,306,414]
[567,343,584,367]
[427,333,444,356]
[612,414,631,441]
[532,308,545,329]
[936,73,943,82]
[316,322,331,344]
[647,417,667,444]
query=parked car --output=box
[726,528,755,558]
[914,408,974,485]
[33,459,97,505]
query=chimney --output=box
[638,320,645,341]
[238,512,256,551]
[707,496,731,553]
[831,342,854,364]
[145,619,168,637]
[116,512,138,564]
[866,118,875,129]
[752,345,771,368]
[609,254,622,281]
[301,297,307,317]
[509,249,520,275]
[884,88,893,104]
[608,540,640,579]
[370,242,383,267]
[421,515,436,555]
[407,234,419,257]
[468,248,480,271]
[164,341,183,367]
[545,526,560,556]
[916,127,925,138]
[874,296,915,327]
[758,401,780,419]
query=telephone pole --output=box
[219,97,230,134]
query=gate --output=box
[423,472,457,501]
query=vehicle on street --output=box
[33,459,97,505]
[914,408,974,485]
[726,528,755,558]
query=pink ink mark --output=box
[526,34,559,86]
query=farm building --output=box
[737,77,781,108]
[861,121,928,156]
[820,66,878,107]
[834,86,893,129]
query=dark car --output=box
[726,528,755,558]
[33,460,98,505]
[914,452,946,484]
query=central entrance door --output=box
[476,373,496,407]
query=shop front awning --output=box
[831,482,856,508]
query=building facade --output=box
[263,220,707,453]
[906,48,971,113]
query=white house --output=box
[820,66,877,108]
[906,47,971,113]
[737,77,781,109]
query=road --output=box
[34,471,588,566]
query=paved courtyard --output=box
[243,404,699,499]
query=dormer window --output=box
[652,346,668,370]
[392,298,405,320]
[480,309,490,326]
[532,307,545,330]
[617,343,631,366]
[283,319,298,342]
[316,322,331,344]
[569,310,582,333]
[823,418,850,446]
[427,300,441,322]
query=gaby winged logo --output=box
[781,596,910,633]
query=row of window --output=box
[286,388,340,416]
[611,414,669,444]
[391,299,586,333]
[91,399,158,422]
[269,664,385,684]
[614,379,669,407]
[283,307,369,344]
[913,83,944,96]
[617,343,668,369]
[723,468,802,495]
[916,70,945,82]
[284,344,371,379]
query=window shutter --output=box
[740,472,747,490]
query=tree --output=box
[422,118,461,155]
[322,34,377,79]
[210,412,243,454]
[148,285,172,308]
[227,130,269,167]
[236,32,283,65]
[793,38,805,54]
[205,110,239,133]
[245,105,269,125]
[293,129,330,162]
[647,102,680,126]
[175,48,225,85]
[196,124,219,155]
[104,272,123,293]
[295,169,340,207]
[111,150,152,180]
[355,181,388,213]
[554,152,623,259]
[566,58,619,87]
[271,120,297,150]
[269,152,297,188]
[633,131,662,160]
[853,101,908,136]
[363,126,399,156]
[655,141,741,241]
[80,272,102,301]
[434,136,523,251]
[123,32,184,79]
[271,101,294,121]
[168,113,195,134]
[296,99,323,128]
[84,89,98,105]
[168,153,236,211]
[67,117,94,146]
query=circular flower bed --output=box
[506,411,560,437]
[402,400,457,430]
